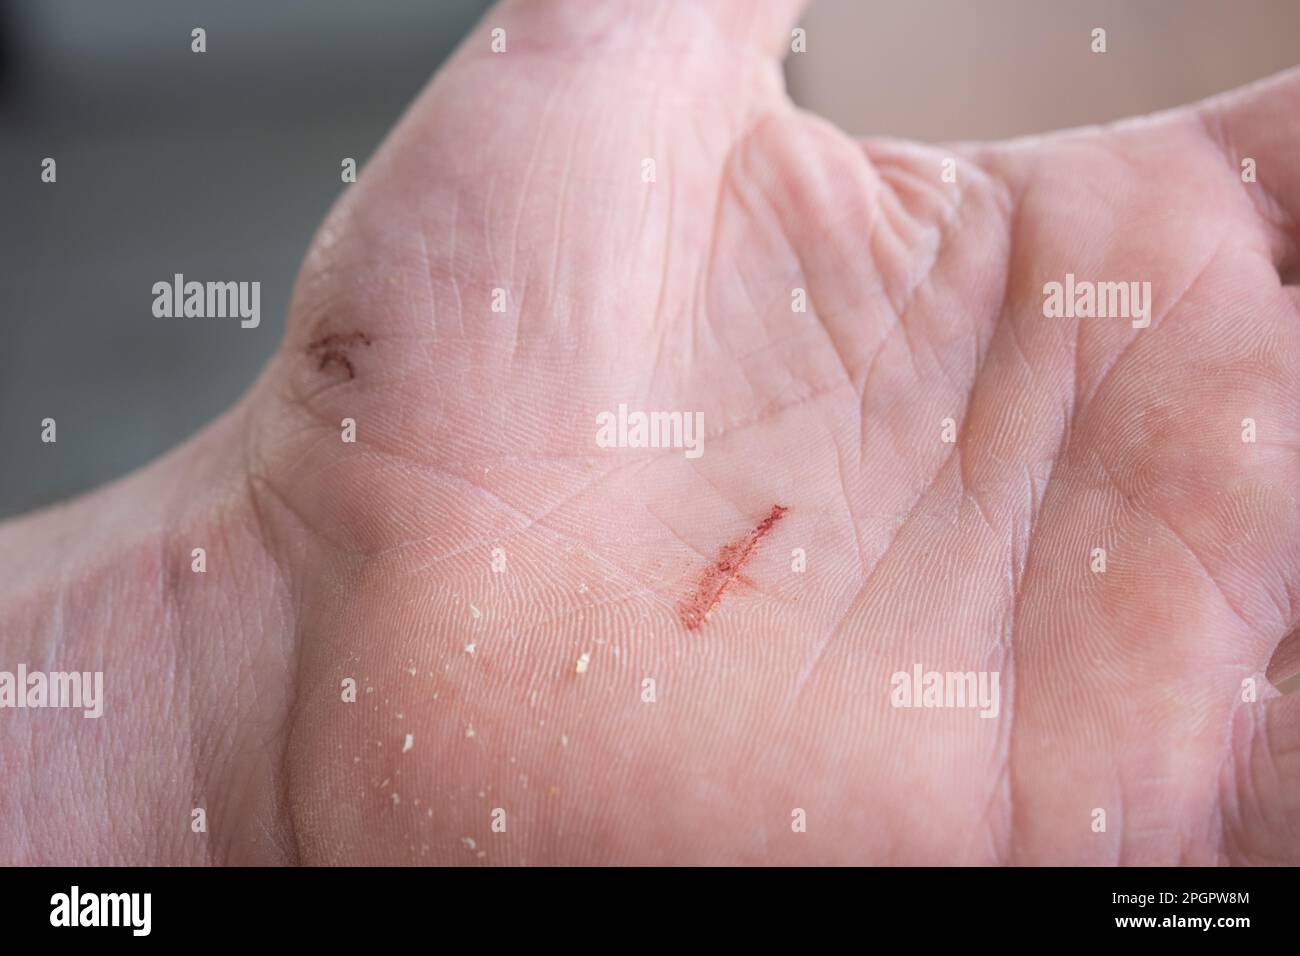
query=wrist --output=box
[0,403,299,864]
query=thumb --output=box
[1228,692,1300,863]
[455,0,812,80]
[280,0,814,363]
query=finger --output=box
[1267,627,1300,688]
[1225,691,1300,864]
[1198,66,1300,279]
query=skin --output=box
[2,0,1299,865]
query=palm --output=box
[241,3,1300,863]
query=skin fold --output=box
[1,0,1298,865]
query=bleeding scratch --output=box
[677,505,789,630]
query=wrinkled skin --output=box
[2,0,1299,865]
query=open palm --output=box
[237,0,1300,864]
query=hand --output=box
[4,0,1298,865]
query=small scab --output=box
[316,349,354,378]
[306,329,372,380]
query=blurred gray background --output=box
[2,0,1299,519]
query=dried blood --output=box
[677,504,788,630]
